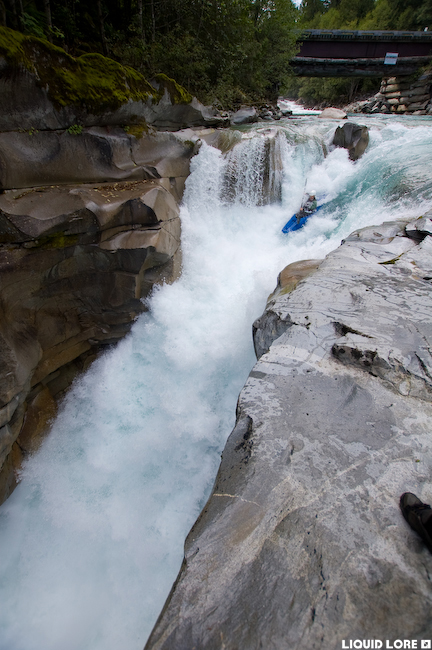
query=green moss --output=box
[123,123,148,139]
[0,25,35,71]
[378,253,403,265]
[37,232,79,249]
[153,73,193,105]
[0,26,156,113]
[66,124,83,135]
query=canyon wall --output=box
[0,25,225,502]
[146,216,432,649]
[0,126,208,503]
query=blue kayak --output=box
[282,205,322,233]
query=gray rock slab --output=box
[0,181,178,242]
[0,128,194,191]
[146,218,432,650]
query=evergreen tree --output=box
[0,0,299,104]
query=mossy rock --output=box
[0,26,161,113]
[36,232,80,249]
[152,73,193,105]
[123,123,149,139]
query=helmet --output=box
[309,190,316,196]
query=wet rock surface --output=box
[332,122,369,161]
[0,127,195,191]
[230,107,259,125]
[146,217,432,650]
[0,160,187,501]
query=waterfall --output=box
[222,129,287,205]
[1,116,432,650]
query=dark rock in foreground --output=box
[146,216,432,649]
[333,122,369,161]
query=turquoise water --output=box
[1,115,432,650]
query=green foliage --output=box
[152,73,193,105]
[66,124,83,135]
[20,11,47,39]
[39,233,80,249]
[123,124,148,138]
[0,0,299,106]
[298,0,432,30]
[0,26,156,112]
[284,76,379,105]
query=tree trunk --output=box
[97,0,109,56]
[8,0,18,29]
[0,0,7,25]
[151,0,155,41]
[137,0,145,43]
[44,0,52,41]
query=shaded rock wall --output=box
[146,216,432,649]
[0,126,195,191]
[0,126,201,503]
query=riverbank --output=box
[281,67,432,117]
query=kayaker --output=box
[296,192,317,223]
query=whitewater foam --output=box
[1,116,432,650]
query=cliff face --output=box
[146,217,432,649]
[0,24,225,503]
[0,122,211,503]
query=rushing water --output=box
[1,114,432,650]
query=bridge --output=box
[291,30,432,76]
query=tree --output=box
[1,0,299,104]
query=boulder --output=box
[266,259,322,305]
[385,83,400,93]
[332,122,369,161]
[385,91,401,99]
[403,94,430,105]
[407,100,429,111]
[405,213,432,242]
[144,91,227,131]
[230,107,259,125]
[318,107,347,120]
[343,100,368,114]
[146,218,432,649]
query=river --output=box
[1,113,432,650]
